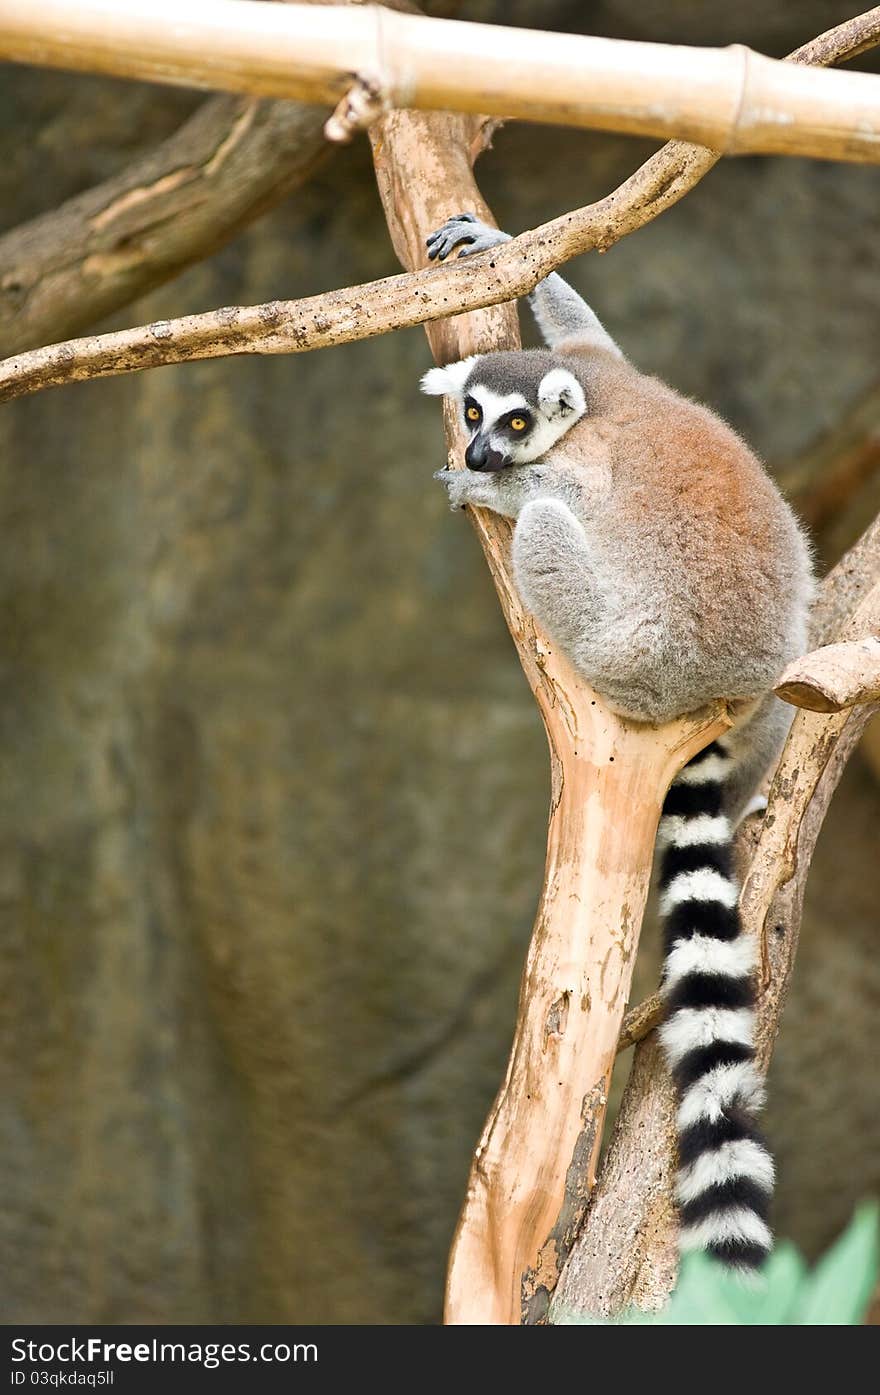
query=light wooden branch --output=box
[4,2,880,163]
[2,8,878,406]
[369,101,735,1329]
[742,579,880,967]
[775,636,880,712]
[550,523,880,1321]
[445,707,733,1327]
[0,0,353,357]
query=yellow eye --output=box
[510,416,527,432]
[466,405,481,422]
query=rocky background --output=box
[0,1,878,1322]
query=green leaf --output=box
[661,1248,806,1325]
[663,1253,760,1324]
[750,1243,807,1324]
[793,1203,879,1325]
[551,1205,878,1326]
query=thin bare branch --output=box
[811,512,880,642]
[3,9,878,405]
[0,2,424,357]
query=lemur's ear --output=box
[538,368,586,421]
[420,357,476,396]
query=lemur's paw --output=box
[433,468,471,511]
[426,213,511,262]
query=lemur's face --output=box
[421,352,587,472]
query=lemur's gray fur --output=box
[422,212,813,823]
[421,212,815,1271]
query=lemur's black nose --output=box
[465,438,508,472]
[464,436,487,470]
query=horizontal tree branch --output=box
[0,2,393,357]
[3,2,880,163]
[775,636,880,712]
[0,90,333,358]
[2,7,878,406]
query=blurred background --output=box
[0,0,878,1323]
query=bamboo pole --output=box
[3,1,880,163]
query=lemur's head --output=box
[421,350,587,472]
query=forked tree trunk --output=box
[444,701,729,1325]
[369,107,730,1325]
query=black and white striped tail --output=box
[658,739,774,1271]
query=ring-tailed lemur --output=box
[422,212,814,1273]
